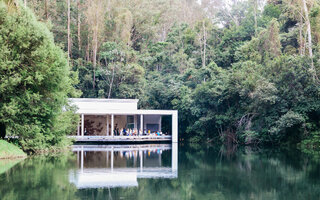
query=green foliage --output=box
[73,41,146,99]
[299,131,320,153]
[0,153,78,200]
[16,0,320,151]
[0,2,79,151]
[236,19,282,64]
[262,3,281,20]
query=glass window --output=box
[127,116,134,129]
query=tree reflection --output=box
[0,153,78,200]
[76,145,320,200]
[0,145,320,200]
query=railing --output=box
[68,135,172,142]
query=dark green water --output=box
[0,144,320,200]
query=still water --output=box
[0,144,320,200]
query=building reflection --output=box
[69,143,178,188]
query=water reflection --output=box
[69,144,178,189]
[1,145,320,200]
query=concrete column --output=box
[77,151,79,167]
[77,121,80,136]
[111,114,114,137]
[172,111,178,143]
[106,115,109,136]
[139,149,143,172]
[81,146,84,173]
[106,151,109,168]
[140,114,143,135]
[172,142,178,172]
[81,114,84,137]
[159,116,162,132]
[111,147,114,172]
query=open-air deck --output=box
[69,135,172,142]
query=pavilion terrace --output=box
[68,98,178,143]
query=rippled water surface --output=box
[1,144,320,200]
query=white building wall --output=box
[70,99,138,114]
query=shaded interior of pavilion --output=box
[76,114,173,137]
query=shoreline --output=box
[0,155,27,160]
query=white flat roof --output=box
[69,98,177,115]
[70,98,139,103]
[75,109,177,115]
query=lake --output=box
[0,143,320,200]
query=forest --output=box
[1,0,320,151]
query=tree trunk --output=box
[302,0,317,79]
[299,7,303,55]
[92,31,98,89]
[78,1,81,52]
[303,29,307,55]
[0,123,6,139]
[108,65,115,98]
[86,34,90,61]
[44,0,48,20]
[24,0,26,7]
[67,0,71,60]
[198,32,203,68]
[202,20,206,68]
[253,0,257,36]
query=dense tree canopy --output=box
[1,0,320,150]
[0,1,79,151]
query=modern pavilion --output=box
[69,98,178,143]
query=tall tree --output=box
[77,0,81,52]
[253,0,258,36]
[85,0,106,89]
[0,1,79,151]
[196,19,211,69]
[44,0,48,20]
[202,20,207,68]
[67,0,71,59]
[299,6,304,55]
[302,0,317,80]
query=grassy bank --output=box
[0,140,27,159]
